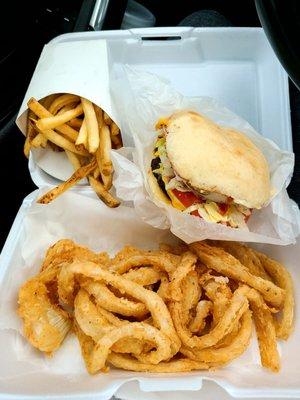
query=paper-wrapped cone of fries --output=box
[16,39,122,207]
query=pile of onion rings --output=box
[18,239,294,374]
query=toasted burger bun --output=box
[165,111,270,209]
[148,169,171,205]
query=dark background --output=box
[0,0,299,249]
[142,1,261,27]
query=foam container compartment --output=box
[48,27,292,152]
[0,27,297,399]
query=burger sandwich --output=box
[149,111,271,228]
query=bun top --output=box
[165,111,270,209]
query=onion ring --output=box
[254,250,294,340]
[189,300,212,333]
[209,241,271,280]
[170,285,249,349]
[108,353,211,373]
[168,252,197,301]
[90,323,172,373]
[111,246,180,275]
[181,310,252,364]
[65,261,181,355]
[74,289,145,355]
[42,239,109,272]
[18,278,71,353]
[247,288,280,372]
[83,281,148,318]
[190,242,285,308]
[122,267,162,286]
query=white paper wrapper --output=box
[110,66,300,245]
[16,39,119,182]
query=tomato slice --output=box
[218,203,229,215]
[190,210,199,217]
[172,189,203,208]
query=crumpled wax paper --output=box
[110,66,300,245]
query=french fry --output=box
[56,102,79,115]
[41,94,61,109]
[75,144,88,154]
[31,133,47,148]
[29,106,61,154]
[36,103,83,131]
[27,98,51,117]
[34,125,88,156]
[48,141,63,152]
[27,98,79,142]
[93,167,100,179]
[95,146,102,177]
[94,105,103,129]
[55,125,78,142]
[24,110,38,157]
[68,118,83,129]
[110,122,120,136]
[24,136,31,157]
[94,105,104,173]
[65,150,81,170]
[101,172,113,190]
[99,124,113,176]
[48,94,80,115]
[103,111,112,125]
[111,133,123,149]
[110,122,122,149]
[81,97,99,154]
[89,176,120,208]
[27,120,47,148]
[76,118,88,147]
[37,159,97,204]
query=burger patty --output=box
[151,156,170,199]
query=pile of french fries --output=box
[24,93,122,208]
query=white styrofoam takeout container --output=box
[0,191,300,400]
[0,27,297,399]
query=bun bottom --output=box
[148,170,171,205]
